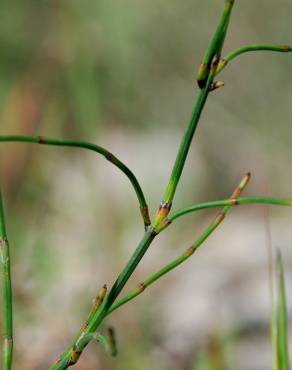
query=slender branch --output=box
[158,71,213,210]
[0,193,13,370]
[109,172,250,314]
[155,0,236,223]
[0,135,150,229]
[168,197,292,223]
[216,44,292,75]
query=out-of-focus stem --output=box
[0,193,13,370]
[0,135,150,229]
[276,251,290,369]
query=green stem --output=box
[169,197,292,222]
[0,135,150,229]
[0,193,13,370]
[160,73,212,209]
[82,188,292,320]
[197,0,235,88]
[109,171,250,314]
[49,229,156,370]
[276,251,290,370]
[216,44,292,75]
[159,1,237,211]
[102,229,157,308]
[159,1,237,210]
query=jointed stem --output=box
[197,0,235,88]
[0,135,150,229]
[0,194,13,370]
[168,197,292,223]
[216,44,292,75]
[160,74,212,208]
[102,230,157,309]
[158,0,236,215]
[109,172,250,313]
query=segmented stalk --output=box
[168,197,292,223]
[0,194,13,370]
[216,44,292,75]
[197,0,235,88]
[109,172,250,313]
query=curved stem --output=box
[0,193,13,370]
[216,44,292,75]
[169,197,292,222]
[0,135,150,229]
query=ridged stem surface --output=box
[0,194,13,370]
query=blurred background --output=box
[0,0,292,369]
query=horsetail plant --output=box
[0,0,292,369]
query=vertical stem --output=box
[159,0,236,210]
[276,252,290,370]
[160,65,217,212]
[197,0,235,87]
[0,194,13,370]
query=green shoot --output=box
[0,193,13,370]
[216,45,292,75]
[274,252,290,370]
